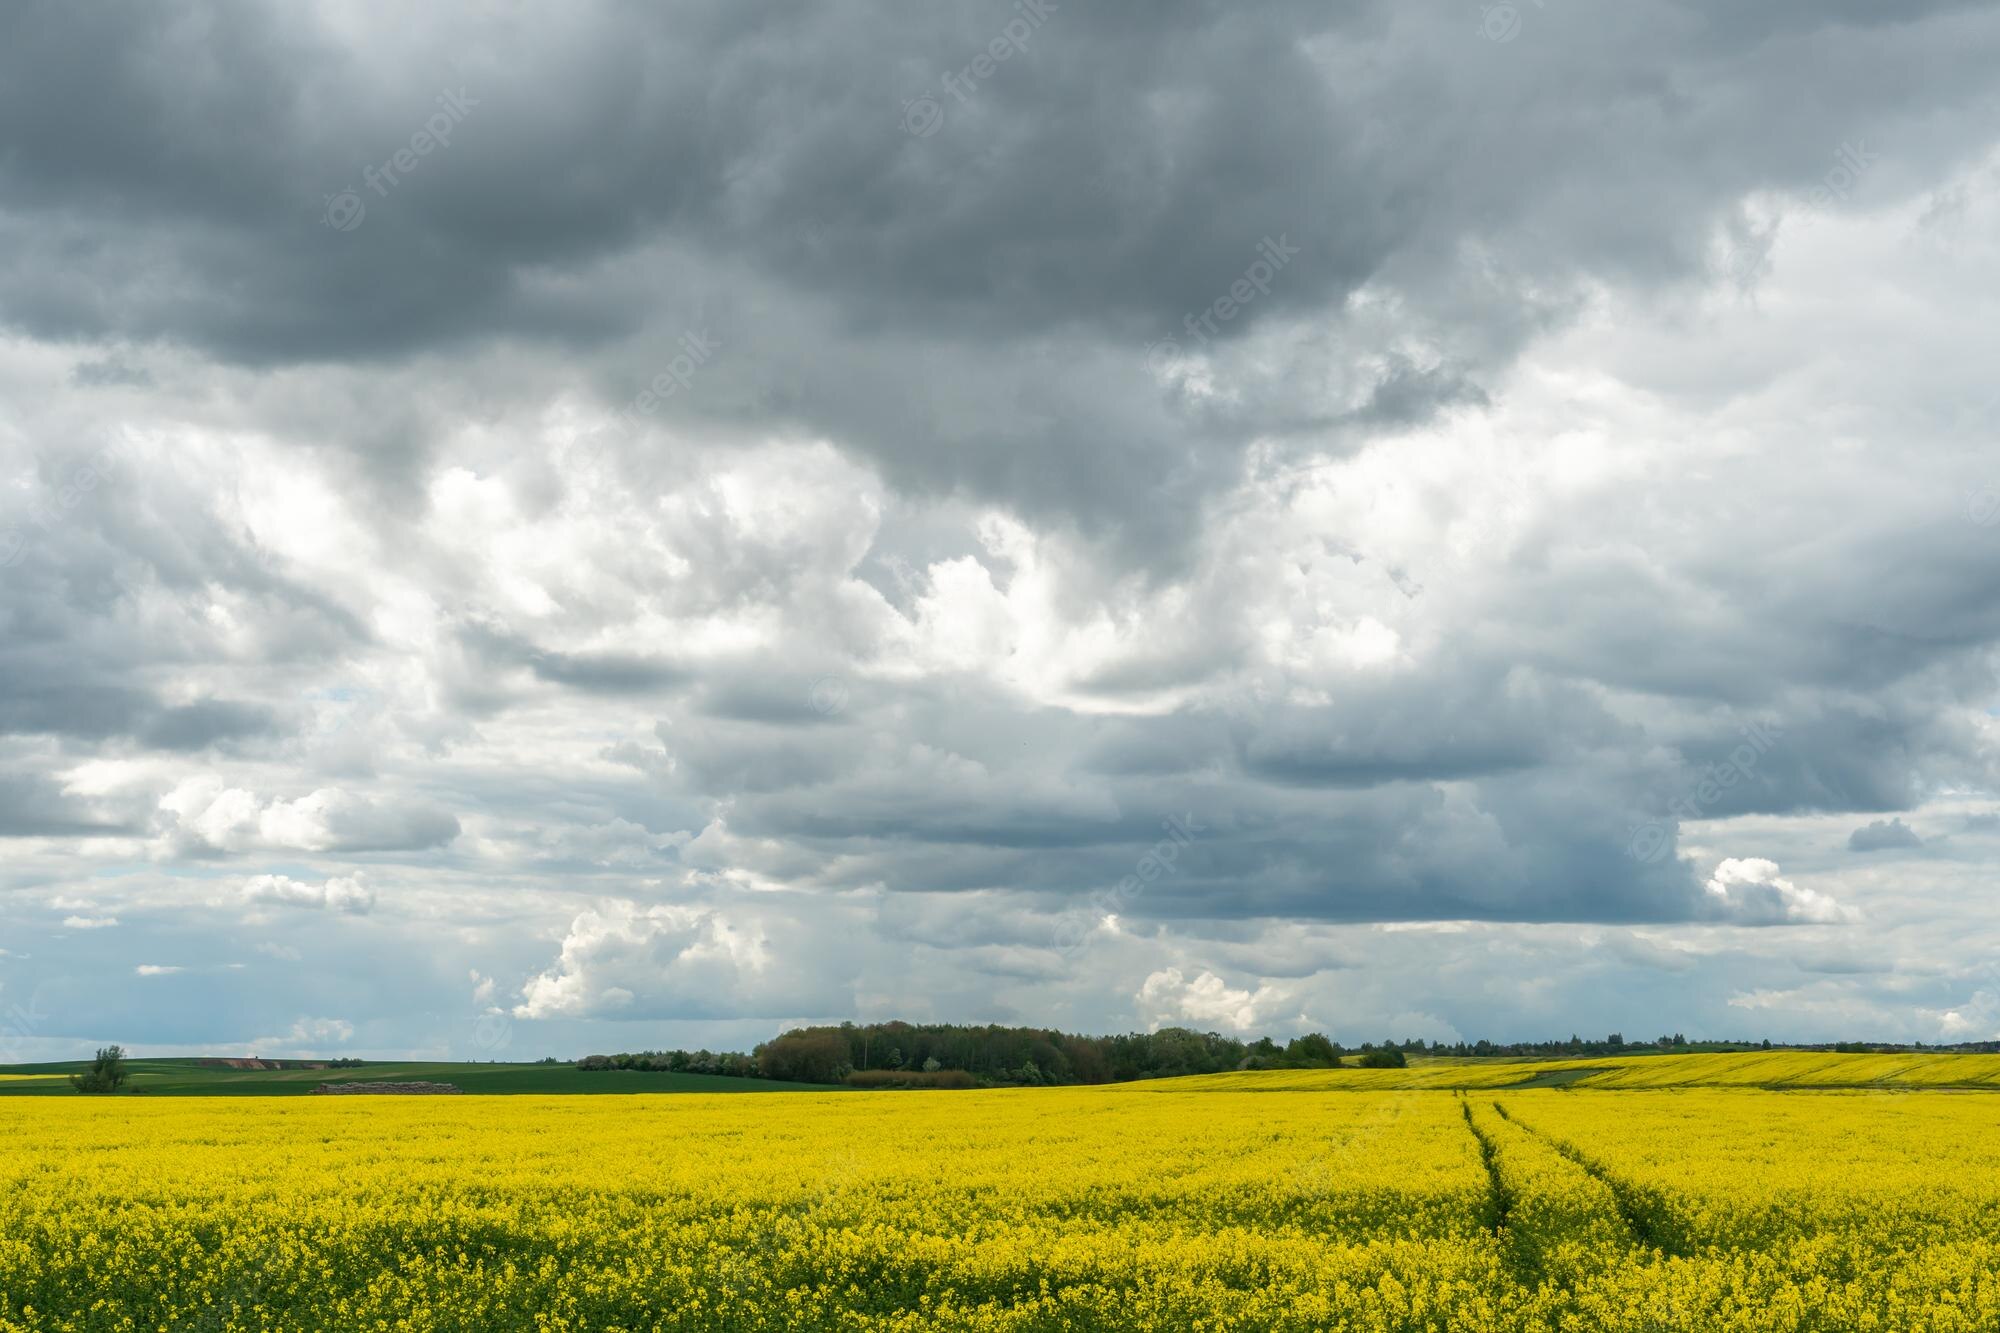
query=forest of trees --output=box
[753,1022,1324,1086]
[579,1021,1386,1088]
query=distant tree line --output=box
[577,1021,1368,1088]
[1418,1033,1774,1057]
[577,1025,2000,1089]
[754,1022,1332,1086]
[572,1025,1832,1088]
[576,1049,760,1078]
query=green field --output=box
[0,1057,843,1096]
[13,1048,2000,1097]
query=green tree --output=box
[1356,1046,1406,1069]
[70,1045,129,1094]
[754,1031,853,1085]
[1284,1032,1341,1067]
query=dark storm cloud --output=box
[0,3,1370,358]
[7,1,1998,545]
[4,0,1987,353]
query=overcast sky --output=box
[4,1,2000,1060]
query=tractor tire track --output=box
[1458,1095,1555,1292]
[1489,1100,1680,1257]
[1458,1096,1514,1236]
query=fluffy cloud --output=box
[1704,858,1857,926]
[237,874,375,914]
[515,900,784,1021]
[1137,968,1280,1034]
[153,782,458,857]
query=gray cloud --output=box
[2,0,1999,1053]
[1849,817,1923,852]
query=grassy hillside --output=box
[1559,1049,2000,1089]
[1169,1050,2000,1091]
[0,1057,844,1096]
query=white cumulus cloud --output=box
[237,873,375,914]
[1137,967,1279,1033]
[1704,858,1857,926]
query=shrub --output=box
[69,1045,129,1094]
[1284,1033,1343,1067]
[845,1069,977,1090]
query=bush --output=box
[70,1045,129,1094]
[1356,1047,1407,1069]
[1284,1033,1342,1067]
[845,1069,977,1090]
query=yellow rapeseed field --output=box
[3,1074,2000,1330]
